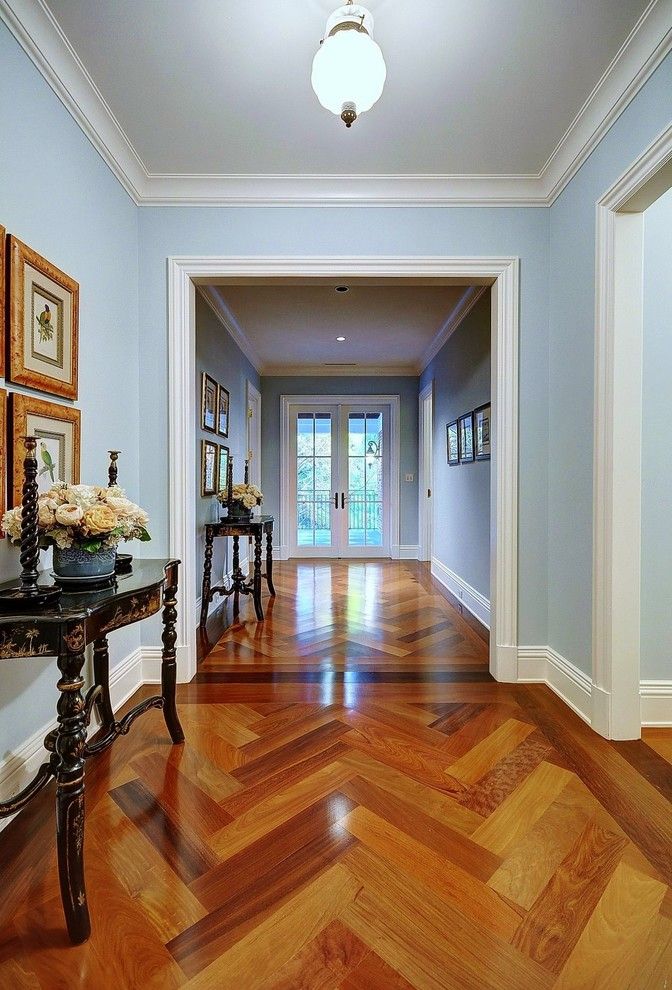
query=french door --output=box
[289,402,391,557]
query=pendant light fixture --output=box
[311,1,387,128]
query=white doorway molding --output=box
[246,379,262,488]
[418,381,434,563]
[167,256,519,683]
[592,123,672,739]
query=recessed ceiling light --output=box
[336,336,346,341]
[335,285,349,293]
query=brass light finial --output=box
[341,101,357,127]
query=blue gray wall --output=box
[195,294,260,595]
[547,52,672,675]
[0,21,140,757]
[260,376,419,548]
[641,186,672,682]
[420,292,491,600]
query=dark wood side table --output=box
[200,515,275,626]
[0,558,184,945]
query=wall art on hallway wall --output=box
[201,439,218,496]
[218,445,229,494]
[474,403,491,460]
[0,225,5,378]
[458,412,474,463]
[447,419,459,465]
[10,393,81,504]
[0,388,6,522]
[201,372,217,433]
[217,384,230,438]
[8,236,79,400]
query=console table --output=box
[200,515,275,626]
[0,558,184,945]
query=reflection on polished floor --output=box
[3,560,672,988]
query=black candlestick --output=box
[244,459,249,485]
[226,457,234,509]
[108,450,120,487]
[0,436,61,611]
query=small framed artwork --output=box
[217,384,230,438]
[10,393,81,504]
[218,444,229,493]
[201,439,218,496]
[458,412,474,463]
[474,402,491,460]
[446,420,459,465]
[201,373,217,433]
[0,226,6,378]
[0,389,6,522]
[8,236,79,400]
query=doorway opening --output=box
[418,382,433,562]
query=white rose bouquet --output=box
[2,483,151,553]
[216,482,263,511]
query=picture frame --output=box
[0,389,6,525]
[8,236,79,400]
[458,412,474,463]
[446,420,459,465]
[0,226,6,378]
[474,402,491,461]
[201,439,218,496]
[217,384,230,438]
[201,372,217,433]
[218,444,229,493]
[10,393,81,505]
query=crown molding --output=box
[197,285,264,373]
[419,285,487,372]
[4,0,669,207]
[263,364,419,377]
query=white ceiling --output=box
[42,0,649,176]
[203,282,476,372]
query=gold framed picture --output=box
[201,439,218,496]
[0,389,6,523]
[201,372,217,433]
[218,444,229,493]
[0,226,6,379]
[8,236,79,401]
[10,393,81,505]
[217,384,230,438]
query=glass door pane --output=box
[296,412,333,548]
[347,411,384,547]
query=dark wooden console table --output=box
[0,558,184,945]
[200,515,275,626]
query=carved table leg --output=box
[55,640,90,944]
[232,535,241,617]
[266,528,276,597]
[253,531,264,621]
[92,636,114,731]
[200,529,215,627]
[161,568,185,744]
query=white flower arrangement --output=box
[216,482,263,510]
[2,483,151,553]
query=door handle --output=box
[334,492,338,509]
[341,492,345,509]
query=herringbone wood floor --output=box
[3,560,672,988]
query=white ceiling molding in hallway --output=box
[197,285,264,375]
[1,0,670,207]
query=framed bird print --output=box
[458,412,474,463]
[10,393,81,505]
[217,384,229,438]
[201,372,217,433]
[201,439,217,496]
[474,402,491,460]
[8,236,79,400]
[446,420,459,465]
[0,226,6,378]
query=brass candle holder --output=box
[0,437,61,611]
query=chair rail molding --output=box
[167,255,519,683]
[592,122,672,739]
[2,0,670,206]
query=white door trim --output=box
[245,379,262,488]
[167,255,519,684]
[592,123,672,739]
[280,394,400,560]
[418,381,433,563]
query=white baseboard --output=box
[431,557,490,629]
[640,681,672,727]
[518,646,593,727]
[0,646,145,831]
[398,545,420,560]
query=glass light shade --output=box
[311,21,386,122]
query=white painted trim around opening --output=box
[418,381,433,564]
[167,255,519,684]
[592,122,672,739]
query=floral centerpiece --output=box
[2,483,150,581]
[216,482,263,520]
